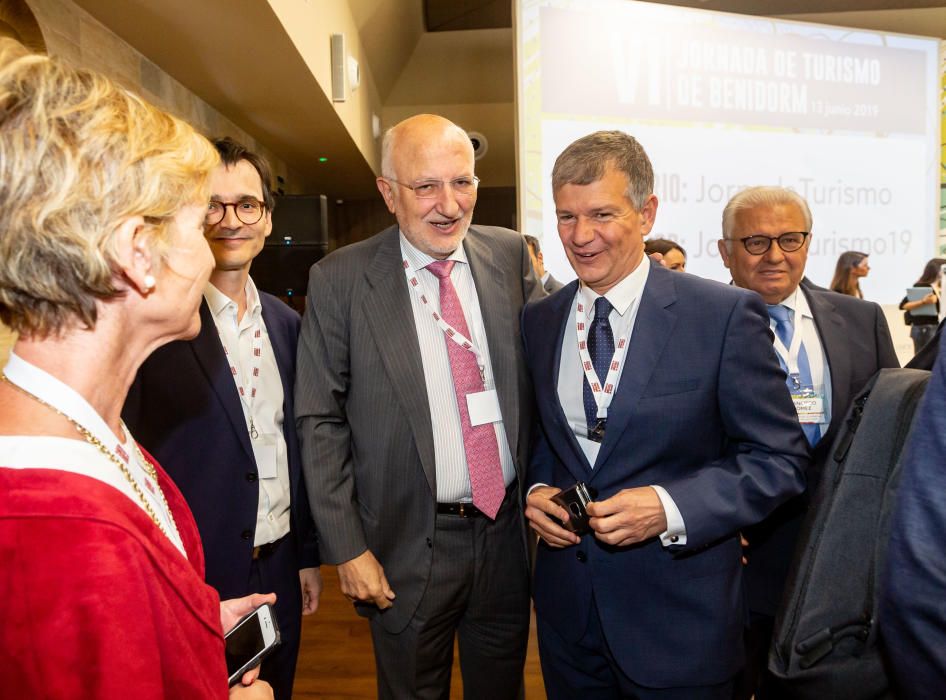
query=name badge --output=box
[467,389,502,426]
[252,433,279,479]
[791,390,826,425]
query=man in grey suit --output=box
[296,114,543,699]
[525,234,564,293]
[717,186,899,699]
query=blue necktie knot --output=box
[593,297,613,322]
[767,304,794,347]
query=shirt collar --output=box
[204,276,262,320]
[399,230,468,272]
[579,256,650,318]
[777,286,813,321]
[541,271,550,285]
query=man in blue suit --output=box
[123,138,320,700]
[522,131,809,699]
[881,333,946,699]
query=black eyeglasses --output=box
[386,176,480,199]
[734,231,810,256]
[206,198,265,226]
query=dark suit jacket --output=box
[881,334,946,699]
[295,224,543,633]
[523,261,809,688]
[543,274,564,294]
[123,292,318,601]
[745,285,899,616]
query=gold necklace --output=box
[1,374,181,544]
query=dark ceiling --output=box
[423,0,946,31]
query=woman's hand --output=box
[229,679,274,699]
[220,592,277,634]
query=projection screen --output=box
[515,0,941,304]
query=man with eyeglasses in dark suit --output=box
[718,186,899,699]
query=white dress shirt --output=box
[556,260,687,546]
[205,279,290,546]
[400,232,517,503]
[772,286,832,436]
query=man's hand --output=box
[586,486,668,547]
[525,486,581,548]
[300,567,322,615]
[337,550,395,609]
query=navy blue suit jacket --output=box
[522,261,808,688]
[123,293,318,601]
[881,336,946,698]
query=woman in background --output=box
[644,238,688,271]
[830,251,870,298]
[0,39,272,698]
[900,258,946,354]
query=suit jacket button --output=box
[241,529,253,540]
[426,537,433,548]
[670,535,679,543]
[246,472,258,482]
[576,550,587,563]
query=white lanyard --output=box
[402,258,487,385]
[218,318,263,439]
[3,352,184,551]
[771,306,805,389]
[576,298,630,420]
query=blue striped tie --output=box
[768,304,821,447]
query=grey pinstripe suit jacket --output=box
[295,224,543,633]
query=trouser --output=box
[368,495,530,700]
[537,594,735,700]
[912,323,937,354]
[247,535,302,700]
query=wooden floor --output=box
[293,566,547,698]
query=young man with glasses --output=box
[718,186,898,700]
[124,137,321,700]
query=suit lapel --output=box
[541,281,594,480]
[803,286,851,431]
[190,300,255,462]
[591,262,678,476]
[363,227,437,496]
[259,295,293,417]
[464,230,519,458]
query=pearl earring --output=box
[143,274,156,292]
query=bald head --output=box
[376,114,478,259]
[381,114,473,179]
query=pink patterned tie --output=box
[426,260,506,519]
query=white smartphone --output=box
[225,603,281,687]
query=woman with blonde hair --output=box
[0,39,272,698]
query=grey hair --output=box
[551,130,653,211]
[721,186,813,241]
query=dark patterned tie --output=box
[583,296,614,437]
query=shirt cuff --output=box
[526,483,549,497]
[651,484,687,547]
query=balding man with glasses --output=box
[718,186,898,700]
[295,114,543,699]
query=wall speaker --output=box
[467,131,488,160]
[330,33,346,102]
